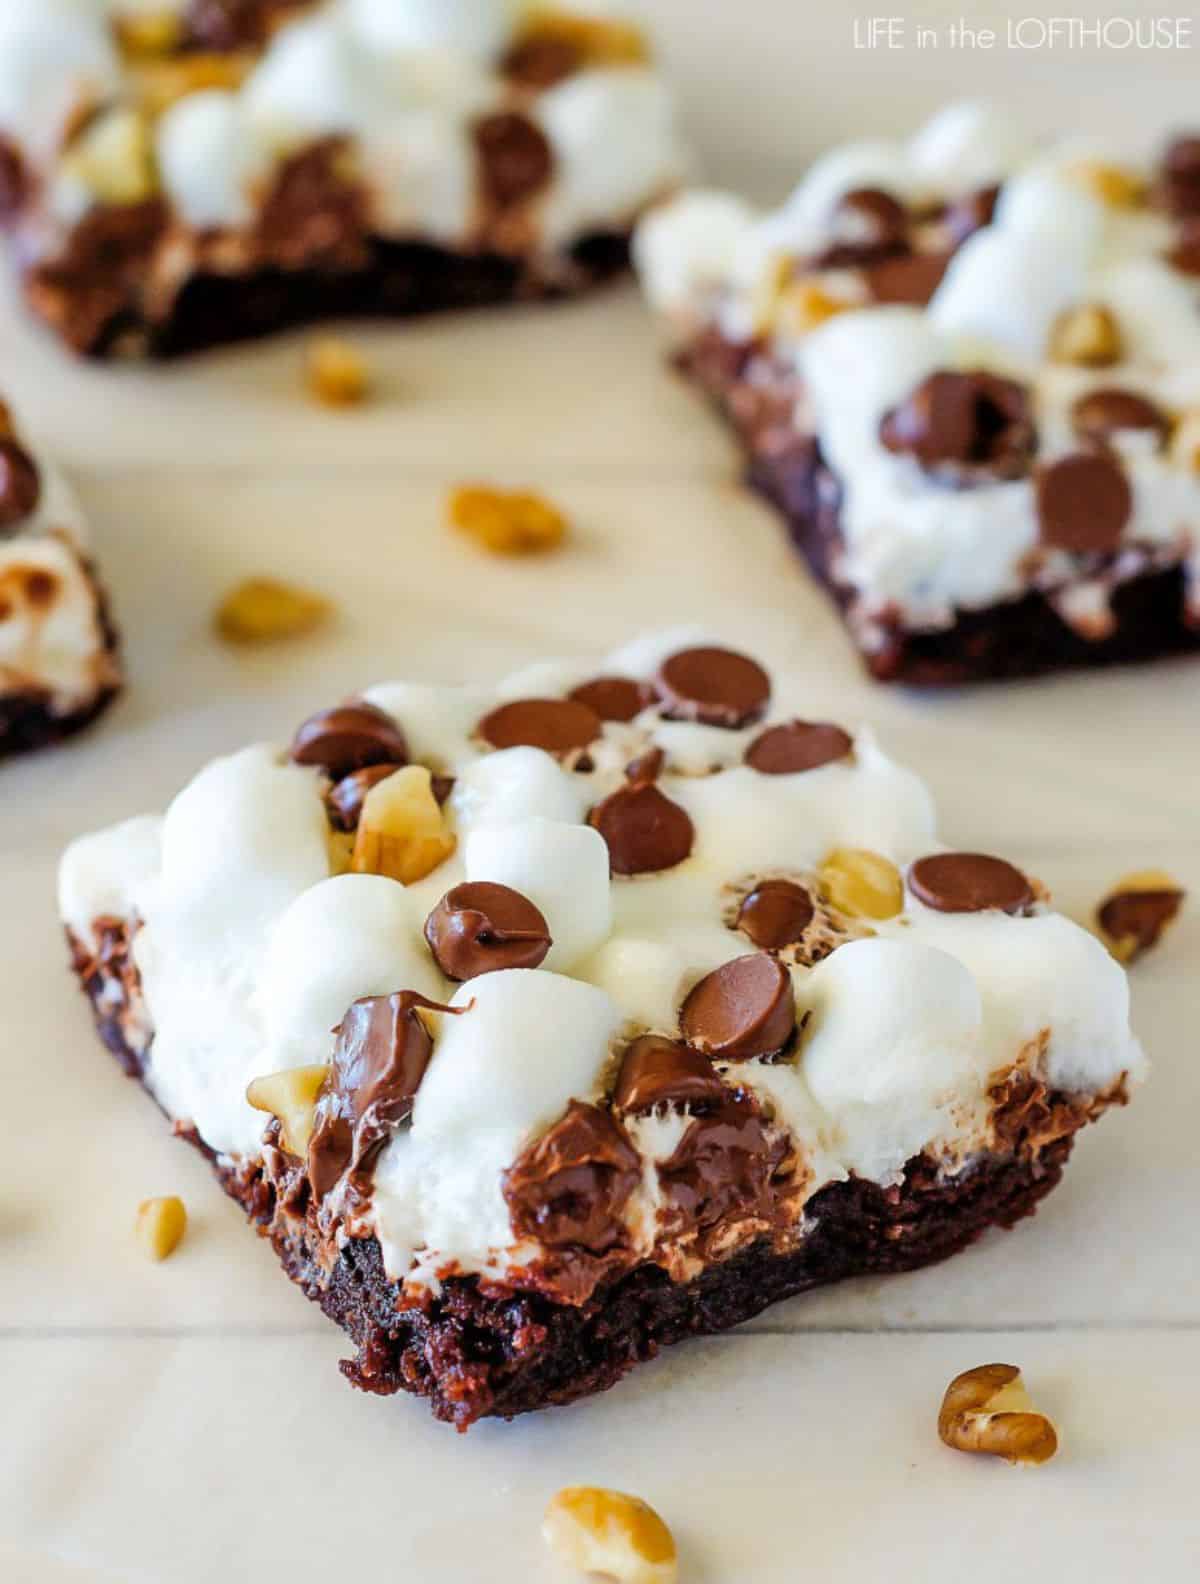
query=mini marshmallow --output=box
[906,101,1033,196]
[782,139,916,237]
[465,816,612,970]
[361,681,492,770]
[344,0,516,62]
[0,4,121,159]
[243,11,379,149]
[928,226,1086,361]
[157,91,266,230]
[451,746,585,832]
[633,189,760,314]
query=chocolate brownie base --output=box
[680,338,1200,687]
[32,231,629,360]
[74,940,1074,1430]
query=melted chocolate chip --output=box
[944,184,1000,244]
[658,1094,780,1233]
[477,697,601,756]
[588,782,695,875]
[307,991,451,1200]
[326,763,405,832]
[880,370,1035,483]
[1035,452,1132,554]
[474,111,554,208]
[680,954,797,1059]
[624,745,665,784]
[503,1101,639,1253]
[501,33,584,89]
[817,187,909,267]
[612,1036,727,1114]
[863,249,952,306]
[1166,218,1200,276]
[0,439,42,532]
[1071,388,1169,448]
[567,675,654,723]
[1098,883,1185,962]
[424,881,551,981]
[744,720,853,775]
[909,852,1033,915]
[1159,135,1200,218]
[290,702,409,778]
[0,135,28,219]
[736,880,815,950]
[656,645,771,729]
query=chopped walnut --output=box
[135,1196,188,1262]
[818,848,904,921]
[938,1363,1058,1466]
[61,107,157,205]
[214,578,332,644]
[246,1065,330,1156]
[1096,870,1185,964]
[1067,160,1146,209]
[131,52,254,117]
[115,10,185,58]
[448,485,568,556]
[542,1487,678,1584]
[1170,410,1200,472]
[306,338,371,407]
[1049,303,1122,367]
[352,765,456,885]
[774,277,855,338]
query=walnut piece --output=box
[135,1196,187,1262]
[215,578,331,644]
[61,107,157,205]
[1049,303,1122,367]
[307,338,371,407]
[818,847,903,920]
[448,485,568,556]
[542,1487,678,1584]
[352,765,457,885]
[246,1065,331,1156]
[938,1363,1059,1466]
[1067,160,1145,209]
[1170,410,1200,472]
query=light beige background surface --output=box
[2,7,1199,1580]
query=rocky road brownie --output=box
[636,104,1200,683]
[60,633,1144,1427]
[0,0,684,357]
[0,398,121,759]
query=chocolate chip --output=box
[612,1036,727,1114]
[0,439,41,532]
[474,111,554,208]
[307,991,452,1200]
[290,702,409,778]
[1159,135,1200,218]
[424,881,551,981]
[431,773,455,806]
[502,33,583,89]
[909,852,1033,915]
[863,249,952,306]
[587,782,695,875]
[477,697,601,756]
[624,745,665,784]
[1098,882,1185,963]
[680,954,796,1060]
[658,1094,781,1233]
[503,1100,639,1253]
[1035,452,1132,554]
[944,183,1000,244]
[817,187,909,267]
[184,0,280,49]
[1071,388,1169,448]
[0,135,28,219]
[736,880,815,950]
[1167,218,1200,276]
[744,720,853,775]
[656,645,771,729]
[567,675,654,723]
[880,370,1035,483]
[326,763,404,832]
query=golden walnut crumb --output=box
[132,53,254,117]
[1067,159,1145,209]
[135,1196,188,1262]
[542,1487,678,1584]
[215,578,332,645]
[352,765,457,885]
[818,848,904,921]
[938,1363,1058,1466]
[1049,302,1122,367]
[1169,410,1200,472]
[1096,869,1185,964]
[307,338,372,407]
[246,1065,331,1156]
[115,10,185,58]
[449,485,568,556]
[774,277,854,338]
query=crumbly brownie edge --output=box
[70,925,1078,1431]
[26,231,630,361]
[1,561,122,760]
[678,337,1200,686]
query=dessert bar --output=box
[0,0,684,356]
[636,105,1200,683]
[60,634,1143,1426]
[0,399,121,759]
